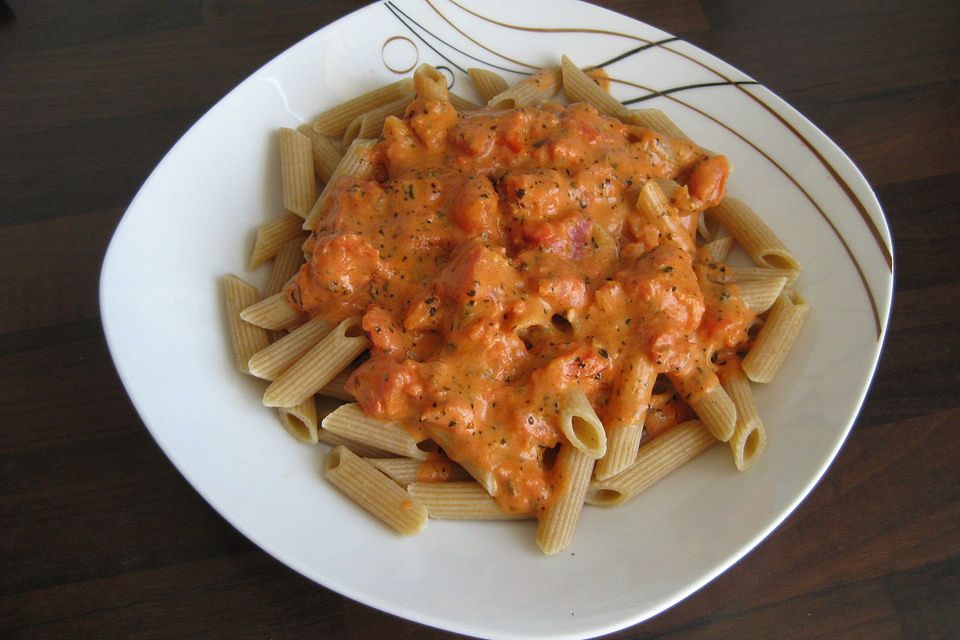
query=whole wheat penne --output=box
[297,124,343,183]
[738,276,788,313]
[685,378,737,442]
[625,108,691,141]
[302,138,378,231]
[559,387,607,459]
[448,91,480,112]
[699,236,735,263]
[468,68,509,103]
[240,291,304,330]
[636,179,695,251]
[487,66,561,108]
[696,214,713,242]
[318,364,356,401]
[278,396,318,444]
[730,265,800,286]
[428,428,497,495]
[322,403,428,460]
[279,128,317,217]
[586,420,716,507]
[263,236,306,298]
[561,55,627,119]
[367,457,472,486]
[595,356,656,480]
[249,213,304,269]
[223,275,271,375]
[654,178,681,199]
[413,64,448,101]
[742,290,810,383]
[311,78,414,137]
[707,198,801,270]
[247,316,332,381]
[263,317,368,408]
[721,366,766,471]
[536,444,594,554]
[317,427,394,459]
[409,482,530,520]
[325,446,428,535]
[342,97,410,148]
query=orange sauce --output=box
[288,93,755,516]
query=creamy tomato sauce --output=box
[287,89,754,516]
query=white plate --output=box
[100,1,893,638]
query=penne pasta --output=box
[408,482,530,520]
[278,395,318,444]
[429,428,497,495]
[636,179,694,251]
[738,276,788,313]
[730,265,799,286]
[561,55,627,119]
[707,198,801,270]
[297,124,343,183]
[448,92,480,112]
[311,78,414,137]
[263,317,368,407]
[247,316,332,381]
[721,365,766,471]
[279,127,317,218]
[226,61,812,553]
[742,289,810,383]
[248,213,304,269]
[536,444,594,554]
[487,66,562,108]
[699,236,735,263]
[595,356,656,480]
[686,381,738,442]
[325,445,428,535]
[585,420,716,507]
[317,427,394,459]
[342,96,410,148]
[624,108,691,141]
[240,291,304,331]
[467,68,509,104]
[318,364,356,401]
[413,64,449,101]
[223,275,271,375]
[559,387,607,459]
[263,236,306,298]
[367,457,472,486]
[302,138,378,231]
[322,403,428,460]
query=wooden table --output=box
[2,1,958,638]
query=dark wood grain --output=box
[1,1,958,638]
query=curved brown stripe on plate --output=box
[428,0,678,74]
[607,74,882,338]
[656,43,894,271]
[384,2,466,74]
[587,37,680,70]
[444,0,655,42]
[389,1,531,75]
[622,80,759,104]
[381,35,420,74]
[733,83,894,270]
[423,0,537,71]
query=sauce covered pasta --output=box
[226,60,808,553]
[284,66,754,516]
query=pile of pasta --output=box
[224,57,809,554]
